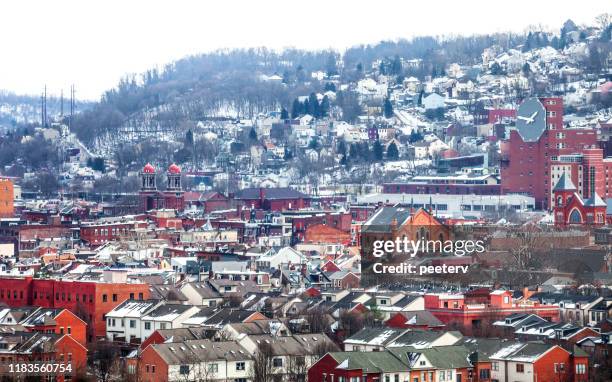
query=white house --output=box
[423,93,446,110]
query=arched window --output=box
[569,209,582,224]
[557,196,563,207]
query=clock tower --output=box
[500,97,600,210]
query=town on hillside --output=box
[0,11,611,382]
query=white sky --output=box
[0,0,608,100]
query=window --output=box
[439,371,446,381]
[576,364,586,374]
[102,294,108,303]
[145,365,149,373]
[138,293,144,300]
[179,365,189,375]
[129,293,134,300]
[160,323,167,329]
[492,362,499,371]
[112,294,118,302]
[516,364,524,373]
[208,363,218,373]
[67,327,71,334]
[129,320,136,328]
[479,369,490,379]
[151,365,155,373]
[273,358,283,367]
[144,322,151,330]
[236,361,245,371]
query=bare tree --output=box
[88,341,122,382]
[252,341,274,382]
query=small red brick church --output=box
[553,173,606,226]
[139,163,185,212]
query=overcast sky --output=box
[0,0,608,100]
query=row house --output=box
[106,299,200,344]
[0,331,87,382]
[308,345,472,382]
[489,342,589,382]
[137,339,252,382]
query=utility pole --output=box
[69,84,75,130]
[43,85,47,128]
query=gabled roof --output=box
[489,342,563,362]
[389,310,444,327]
[553,173,576,191]
[391,345,472,369]
[584,192,607,207]
[344,327,404,346]
[152,339,250,365]
[328,350,409,372]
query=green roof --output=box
[390,345,472,369]
[553,173,576,191]
[329,351,409,372]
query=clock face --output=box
[516,97,546,142]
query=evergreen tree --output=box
[308,137,319,151]
[291,99,301,118]
[383,97,394,118]
[326,54,338,76]
[337,139,347,157]
[373,140,383,161]
[349,143,359,161]
[324,82,336,92]
[185,129,194,146]
[280,107,289,120]
[249,127,258,142]
[409,130,423,143]
[320,95,330,117]
[308,93,319,117]
[522,62,531,77]
[302,99,310,116]
[387,142,399,160]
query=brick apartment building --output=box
[0,177,14,218]
[500,97,602,209]
[424,289,560,335]
[0,275,150,341]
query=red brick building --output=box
[553,173,607,226]
[21,308,87,345]
[424,290,560,335]
[0,276,150,341]
[0,177,14,218]
[303,224,351,245]
[489,343,589,382]
[139,163,185,212]
[0,332,87,382]
[80,218,147,246]
[501,97,600,209]
[234,187,310,211]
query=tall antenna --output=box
[60,89,64,117]
[41,91,44,127]
[43,85,48,128]
[69,84,75,130]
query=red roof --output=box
[168,163,181,174]
[440,149,459,159]
[143,163,156,173]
